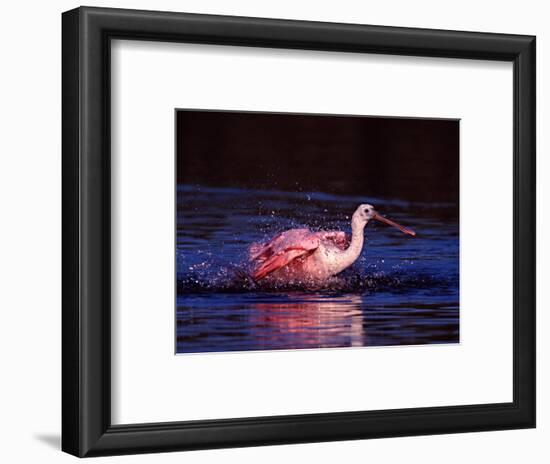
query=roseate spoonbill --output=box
[249,204,415,283]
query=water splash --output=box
[177,184,458,295]
[177,264,456,295]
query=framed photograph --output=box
[62,6,536,457]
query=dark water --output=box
[176,185,459,354]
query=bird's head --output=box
[353,204,377,223]
[352,204,416,236]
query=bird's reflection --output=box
[249,294,366,349]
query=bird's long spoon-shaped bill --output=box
[373,212,416,237]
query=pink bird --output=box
[249,204,415,284]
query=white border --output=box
[111,40,513,424]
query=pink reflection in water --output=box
[249,295,366,349]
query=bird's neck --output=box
[332,219,366,274]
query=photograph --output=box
[176,110,459,354]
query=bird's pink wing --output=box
[316,230,350,250]
[248,232,285,262]
[249,229,319,280]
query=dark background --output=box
[177,110,459,204]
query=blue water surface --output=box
[176,185,459,353]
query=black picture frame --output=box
[62,6,536,457]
